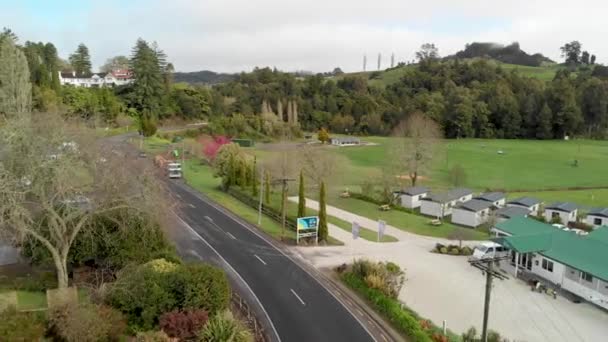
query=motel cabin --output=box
[451,199,493,228]
[586,208,608,228]
[544,202,578,224]
[420,188,473,218]
[394,186,429,209]
[506,197,541,216]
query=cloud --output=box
[2,0,608,72]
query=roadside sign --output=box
[297,216,319,244]
[352,222,360,240]
[378,220,386,242]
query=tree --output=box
[0,35,31,114]
[100,55,129,72]
[0,113,165,289]
[391,112,442,187]
[332,67,344,75]
[581,51,590,65]
[251,156,258,196]
[416,43,440,64]
[130,39,166,131]
[1,27,18,43]
[318,181,328,242]
[68,43,92,75]
[264,170,271,205]
[448,164,467,187]
[212,143,245,190]
[298,170,306,218]
[318,127,330,143]
[560,41,581,65]
[536,103,553,139]
[448,228,475,248]
[591,54,596,65]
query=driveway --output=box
[291,198,608,342]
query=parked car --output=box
[167,162,182,179]
[470,242,509,261]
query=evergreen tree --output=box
[68,43,92,75]
[251,157,258,196]
[264,170,270,205]
[0,36,31,114]
[130,39,166,132]
[298,170,306,218]
[318,181,328,242]
[536,103,553,139]
[44,43,61,91]
[239,160,248,188]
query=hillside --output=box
[446,42,554,67]
[173,70,236,85]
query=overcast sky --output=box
[2,0,607,73]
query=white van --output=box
[167,162,182,179]
[471,242,509,261]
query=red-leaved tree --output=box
[201,135,231,161]
[159,309,209,340]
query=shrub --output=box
[439,247,448,254]
[460,246,473,256]
[160,309,209,340]
[448,248,460,255]
[0,306,47,341]
[135,330,172,342]
[178,263,231,315]
[49,303,126,342]
[198,310,253,342]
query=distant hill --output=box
[446,42,554,67]
[173,70,235,85]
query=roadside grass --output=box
[16,291,47,310]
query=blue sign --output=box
[297,216,319,231]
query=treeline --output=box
[448,42,554,67]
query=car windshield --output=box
[476,246,488,253]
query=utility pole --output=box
[258,169,264,225]
[469,256,508,342]
[391,53,395,68]
[274,178,295,240]
[377,53,382,70]
[363,54,367,72]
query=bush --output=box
[49,303,126,342]
[349,259,405,299]
[460,246,473,256]
[135,330,172,342]
[178,263,230,315]
[198,310,252,342]
[439,247,448,254]
[160,309,209,340]
[0,306,47,341]
[448,248,460,255]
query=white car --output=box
[167,162,182,179]
[471,242,509,261]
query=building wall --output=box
[452,208,489,227]
[530,255,565,285]
[494,198,506,207]
[585,215,608,227]
[420,201,445,218]
[562,268,608,310]
[544,209,576,224]
[400,193,426,209]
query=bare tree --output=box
[0,113,165,288]
[390,112,442,187]
[298,144,344,188]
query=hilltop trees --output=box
[0,33,31,114]
[100,55,129,72]
[69,43,92,75]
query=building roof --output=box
[400,186,429,196]
[422,188,473,204]
[331,137,360,143]
[60,71,108,79]
[475,192,506,203]
[588,208,608,218]
[507,197,541,208]
[455,199,493,212]
[493,216,556,236]
[495,206,530,219]
[587,226,608,243]
[496,227,608,282]
[546,202,578,213]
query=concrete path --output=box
[289,197,608,342]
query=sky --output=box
[2,0,607,73]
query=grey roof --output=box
[475,192,506,203]
[455,199,493,212]
[546,202,578,213]
[331,137,360,143]
[401,186,429,196]
[496,206,530,219]
[507,197,541,207]
[588,208,608,218]
[60,72,108,79]
[422,188,473,204]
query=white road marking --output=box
[226,232,237,240]
[204,216,213,222]
[188,203,196,208]
[254,254,267,265]
[175,194,181,199]
[290,289,306,306]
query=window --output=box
[594,218,602,225]
[541,259,554,272]
[582,272,593,282]
[552,212,560,218]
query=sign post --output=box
[352,222,360,240]
[296,216,319,245]
[378,220,386,242]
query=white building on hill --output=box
[58,69,133,87]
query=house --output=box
[420,188,473,218]
[494,206,530,223]
[58,69,133,87]
[493,217,608,311]
[474,192,506,208]
[507,197,541,216]
[544,202,578,224]
[330,137,360,146]
[394,187,429,209]
[451,199,493,227]
[586,208,608,227]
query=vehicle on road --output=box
[471,241,509,261]
[167,162,182,179]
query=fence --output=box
[231,291,269,342]
[227,189,297,231]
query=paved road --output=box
[168,181,376,342]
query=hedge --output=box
[341,272,460,342]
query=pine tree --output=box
[298,170,306,218]
[130,39,166,127]
[318,181,328,242]
[0,36,31,114]
[239,160,248,188]
[68,43,92,75]
[536,103,553,139]
[264,170,271,205]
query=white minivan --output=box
[471,242,509,261]
[167,162,182,179]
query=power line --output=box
[469,257,509,342]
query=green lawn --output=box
[510,189,608,209]
[16,291,47,310]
